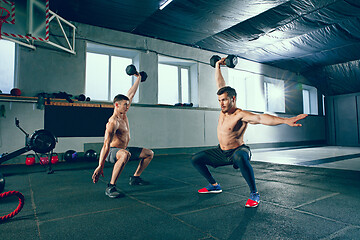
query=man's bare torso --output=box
[109,114,130,149]
[217,108,247,150]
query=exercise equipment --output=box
[225,55,238,68]
[0,173,5,193]
[51,153,59,164]
[84,149,98,161]
[0,191,25,222]
[25,154,36,166]
[75,94,86,101]
[40,154,49,165]
[126,64,148,82]
[210,55,221,68]
[174,103,193,107]
[64,150,78,162]
[210,55,238,68]
[0,118,57,191]
[10,88,21,96]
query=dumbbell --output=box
[64,150,78,162]
[210,55,238,68]
[74,94,90,102]
[75,94,86,101]
[125,65,148,82]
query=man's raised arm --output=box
[215,58,226,89]
[127,74,141,105]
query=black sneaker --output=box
[105,185,121,198]
[129,176,149,186]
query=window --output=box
[228,68,246,109]
[228,68,266,112]
[86,43,139,102]
[158,64,179,104]
[303,89,310,114]
[302,84,318,115]
[0,40,15,94]
[264,77,285,113]
[158,55,196,105]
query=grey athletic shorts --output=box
[105,147,143,164]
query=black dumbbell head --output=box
[126,64,137,76]
[210,55,221,68]
[77,94,86,101]
[139,71,148,82]
[225,55,238,68]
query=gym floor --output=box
[1,146,360,240]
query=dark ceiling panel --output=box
[48,0,360,96]
[303,60,360,96]
[243,19,360,63]
[132,0,289,44]
[195,0,348,57]
[50,0,160,32]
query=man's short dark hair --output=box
[113,94,129,104]
[217,86,237,99]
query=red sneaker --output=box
[198,184,222,194]
[245,192,260,207]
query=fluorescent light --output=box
[159,0,173,10]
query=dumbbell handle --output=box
[210,55,237,68]
[216,58,226,66]
[125,65,147,82]
[132,71,147,82]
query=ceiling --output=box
[49,0,360,96]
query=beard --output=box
[221,106,229,113]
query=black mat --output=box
[1,154,360,240]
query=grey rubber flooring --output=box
[1,150,360,240]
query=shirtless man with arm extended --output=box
[92,73,154,198]
[191,57,307,207]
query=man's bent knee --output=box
[141,148,154,159]
[191,152,205,165]
[147,149,154,159]
[232,151,249,169]
[116,150,131,163]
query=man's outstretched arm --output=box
[242,112,308,127]
[215,58,226,90]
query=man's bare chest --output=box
[218,115,243,132]
[115,119,129,134]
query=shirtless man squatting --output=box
[191,57,308,207]
[92,72,154,198]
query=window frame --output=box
[302,89,311,114]
[158,55,196,105]
[85,42,139,102]
[158,62,190,104]
[302,84,319,115]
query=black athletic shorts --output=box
[105,147,143,164]
[203,144,251,168]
